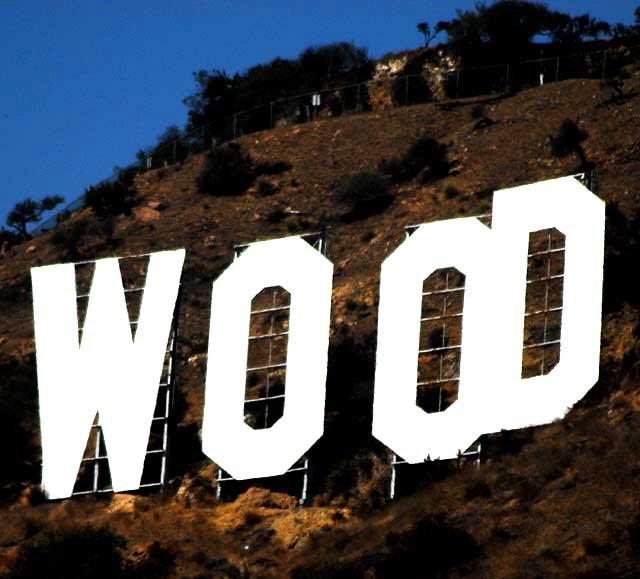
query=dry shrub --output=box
[379,135,451,183]
[197,143,255,196]
[331,171,393,221]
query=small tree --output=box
[6,195,64,238]
[417,22,436,47]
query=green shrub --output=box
[197,143,255,196]
[266,208,287,223]
[133,541,176,578]
[380,136,451,183]
[376,516,480,578]
[84,180,136,217]
[51,220,88,260]
[331,171,392,221]
[292,516,480,579]
[285,215,309,233]
[51,217,116,260]
[6,526,128,579]
[443,184,461,199]
[549,118,589,168]
[0,227,20,248]
[255,178,279,197]
[464,478,492,499]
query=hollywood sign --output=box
[30,177,604,499]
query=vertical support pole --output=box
[216,469,222,500]
[270,101,274,129]
[93,426,101,492]
[555,57,560,82]
[356,83,360,112]
[405,75,409,105]
[300,457,309,506]
[455,69,460,98]
[172,141,177,164]
[390,454,397,499]
[505,63,510,93]
[161,288,181,491]
[201,126,205,150]
[233,114,238,139]
[602,49,608,81]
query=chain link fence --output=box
[32,43,640,235]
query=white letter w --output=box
[31,250,185,499]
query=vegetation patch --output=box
[197,143,255,196]
[84,180,136,218]
[331,171,393,221]
[380,135,451,183]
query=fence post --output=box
[555,57,560,82]
[233,114,238,139]
[405,75,409,105]
[173,141,176,163]
[270,101,274,129]
[505,63,510,93]
[602,49,608,81]
[456,69,460,98]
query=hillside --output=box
[2,69,640,577]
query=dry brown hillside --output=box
[2,71,640,577]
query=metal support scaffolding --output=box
[215,231,326,505]
[522,227,565,378]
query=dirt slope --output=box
[1,71,640,577]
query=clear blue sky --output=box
[0,0,637,228]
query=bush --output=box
[376,516,480,578]
[331,171,393,221]
[292,516,480,579]
[51,217,116,260]
[0,227,20,249]
[443,184,461,199]
[255,178,279,197]
[380,136,451,183]
[84,180,136,217]
[197,143,255,196]
[51,220,88,260]
[549,118,589,168]
[6,526,128,579]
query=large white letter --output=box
[492,176,605,430]
[32,249,185,499]
[202,236,333,479]
[373,176,605,461]
[373,218,500,462]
